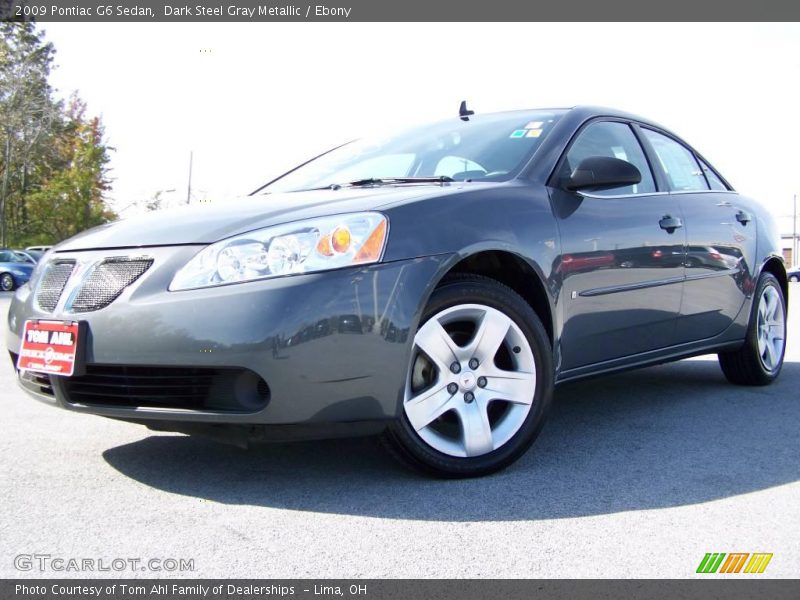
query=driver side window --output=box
[563,121,656,196]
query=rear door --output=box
[549,120,686,370]
[639,128,756,343]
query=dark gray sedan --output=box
[7,106,788,477]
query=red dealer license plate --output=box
[17,320,84,377]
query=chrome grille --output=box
[71,258,153,313]
[35,260,76,312]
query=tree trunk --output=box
[0,133,11,248]
[20,164,28,236]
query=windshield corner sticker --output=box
[509,130,527,139]
[526,129,542,138]
[524,121,543,130]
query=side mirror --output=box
[564,156,641,192]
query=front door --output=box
[550,120,686,371]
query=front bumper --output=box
[8,246,448,432]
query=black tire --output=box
[790,275,799,283]
[718,272,786,386]
[0,273,15,292]
[382,273,554,478]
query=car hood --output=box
[55,185,466,251]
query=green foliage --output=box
[0,23,116,248]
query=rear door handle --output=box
[659,215,683,234]
[736,210,752,225]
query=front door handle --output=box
[736,210,752,225]
[659,215,683,234]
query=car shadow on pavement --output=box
[102,359,800,521]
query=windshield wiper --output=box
[342,176,455,187]
[286,176,455,193]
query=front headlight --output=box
[170,212,388,291]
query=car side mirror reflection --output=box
[564,156,642,192]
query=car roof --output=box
[567,105,658,121]
[565,105,675,134]
[477,106,669,128]
[474,105,680,143]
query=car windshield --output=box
[260,110,564,193]
[12,251,33,263]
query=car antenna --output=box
[459,100,474,121]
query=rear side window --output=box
[561,121,656,196]
[642,129,709,192]
[698,158,729,191]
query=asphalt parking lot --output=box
[0,287,798,579]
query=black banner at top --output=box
[2,0,800,21]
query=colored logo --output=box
[696,553,773,574]
[509,130,527,138]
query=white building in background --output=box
[776,199,797,267]
[781,233,797,267]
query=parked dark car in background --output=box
[7,106,788,477]
[789,265,800,282]
[0,249,35,291]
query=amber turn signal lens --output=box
[316,234,334,256]
[354,219,387,263]
[331,227,352,254]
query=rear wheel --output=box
[718,272,786,385]
[0,273,15,292]
[383,274,553,478]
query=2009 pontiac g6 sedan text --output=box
[8,106,788,477]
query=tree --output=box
[0,23,116,247]
[0,22,58,246]
[25,96,116,243]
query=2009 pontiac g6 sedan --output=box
[8,106,788,477]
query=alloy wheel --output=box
[403,303,536,458]
[756,285,785,372]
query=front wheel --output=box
[0,273,15,292]
[383,274,553,478]
[718,272,786,385]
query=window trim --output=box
[546,116,662,199]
